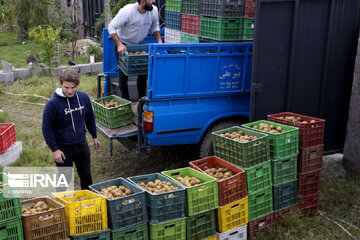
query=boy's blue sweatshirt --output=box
[42,88,97,152]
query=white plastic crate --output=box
[217,225,247,240]
[0,141,22,167]
[165,28,181,43]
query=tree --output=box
[29,25,60,91]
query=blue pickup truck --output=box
[97,29,253,158]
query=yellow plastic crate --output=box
[205,235,217,240]
[52,190,108,236]
[217,197,248,233]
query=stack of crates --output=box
[89,177,148,240]
[52,190,109,239]
[165,0,181,43]
[242,0,255,40]
[212,126,273,239]
[128,173,187,239]
[0,172,24,240]
[162,167,218,240]
[0,123,22,167]
[268,112,325,215]
[189,156,248,240]
[180,0,200,43]
[200,0,245,42]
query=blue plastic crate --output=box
[118,45,149,76]
[128,173,186,224]
[273,180,298,211]
[89,177,147,230]
[165,10,181,30]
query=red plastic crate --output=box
[298,193,319,215]
[298,145,323,173]
[0,123,16,153]
[244,0,255,18]
[298,170,321,197]
[267,112,325,148]
[273,204,299,223]
[181,14,200,35]
[189,156,247,206]
[247,213,274,240]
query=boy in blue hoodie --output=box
[42,69,100,189]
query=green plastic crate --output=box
[0,217,24,240]
[248,187,273,221]
[181,32,200,43]
[212,126,270,168]
[242,120,299,160]
[166,0,181,12]
[92,95,133,128]
[186,210,216,240]
[181,0,200,15]
[272,154,298,185]
[71,230,110,240]
[242,18,254,40]
[245,160,272,194]
[0,173,22,223]
[162,167,219,216]
[273,180,298,211]
[200,16,243,41]
[111,223,148,240]
[118,45,149,76]
[149,218,186,240]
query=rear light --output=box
[143,111,154,132]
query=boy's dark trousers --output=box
[56,140,92,190]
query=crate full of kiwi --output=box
[92,95,133,128]
[242,120,299,160]
[118,44,149,76]
[212,126,270,168]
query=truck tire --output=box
[198,120,241,159]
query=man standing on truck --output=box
[108,0,162,100]
[42,69,100,190]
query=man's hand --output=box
[53,150,65,164]
[117,44,127,55]
[93,138,100,150]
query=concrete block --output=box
[2,60,12,73]
[13,68,30,79]
[91,62,103,73]
[53,66,67,77]
[0,141,22,167]
[0,72,14,86]
[78,64,92,74]
[70,66,80,73]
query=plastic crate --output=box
[181,14,200,35]
[52,190,108,236]
[0,123,16,153]
[273,181,298,211]
[21,196,67,240]
[267,112,325,148]
[242,120,299,160]
[162,167,219,216]
[190,156,247,206]
[200,0,245,18]
[298,193,319,215]
[118,45,149,76]
[272,154,297,186]
[0,175,22,223]
[244,0,255,18]
[181,32,200,43]
[149,218,186,240]
[127,173,185,223]
[212,126,270,168]
[247,214,273,240]
[217,224,247,240]
[181,0,200,15]
[298,170,321,197]
[71,229,110,240]
[89,177,147,230]
[165,28,181,43]
[165,10,182,30]
[245,161,272,194]
[111,222,148,240]
[92,95,133,129]
[200,16,243,41]
[186,210,216,240]
[242,18,254,41]
[248,187,273,221]
[217,197,248,233]
[0,217,24,240]
[273,204,299,223]
[298,145,323,174]
[166,0,181,12]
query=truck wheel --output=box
[198,120,241,159]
